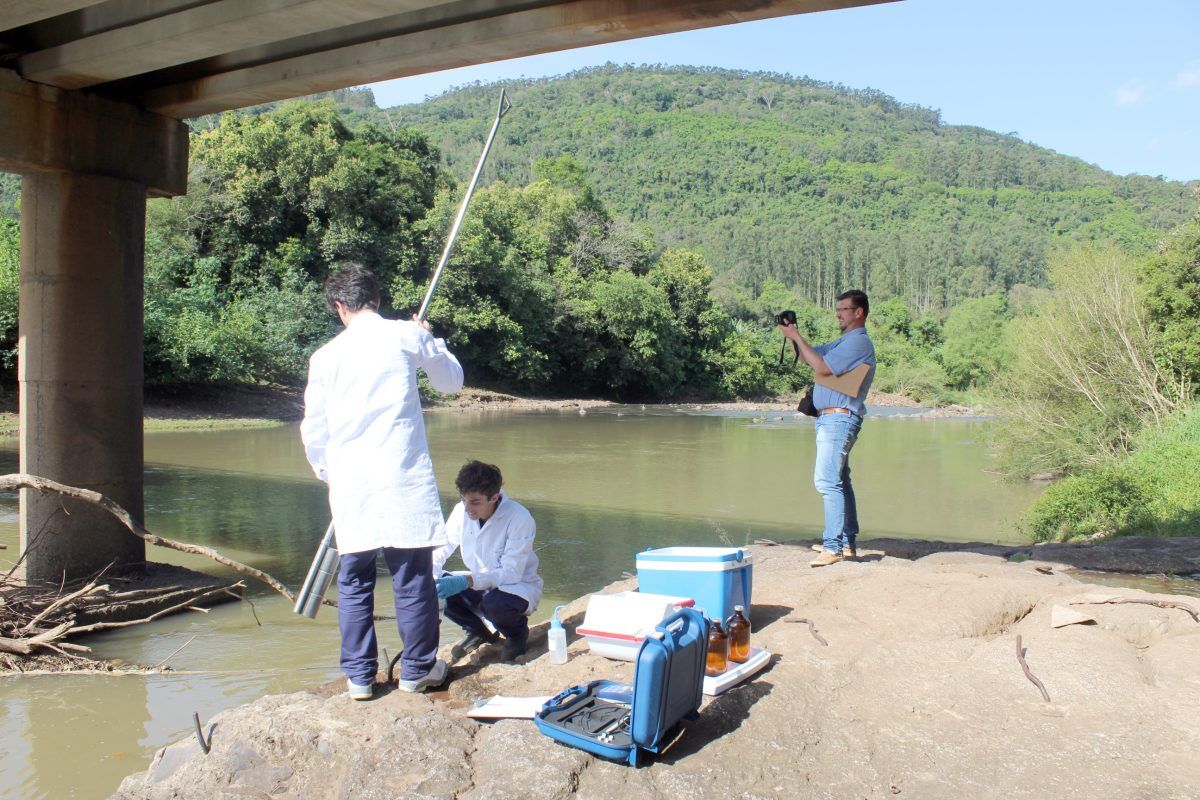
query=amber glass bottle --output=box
[726,605,751,664]
[706,619,729,676]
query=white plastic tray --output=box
[702,647,771,696]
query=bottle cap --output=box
[734,605,744,612]
[551,605,565,630]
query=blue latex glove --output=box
[435,575,469,599]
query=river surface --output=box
[0,407,1043,798]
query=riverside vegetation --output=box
[0,66,1197,542]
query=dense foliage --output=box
[143,101,441,385]
[0,67,1194,409]
[395,66,1195,311]
[0,217,17,368]
[1000,209,1200,540]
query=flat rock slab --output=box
[115,540,1200,800]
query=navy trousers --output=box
[338,546,439,684]
[444,586,529,641]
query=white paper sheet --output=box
[465,695,554,719]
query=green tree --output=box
[991,246,1185,478]
[1141,206,1200,388]
[938,293,1011,389]
[143,101,441,386]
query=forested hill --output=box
[386,65,1195,310]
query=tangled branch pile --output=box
[0,568,245,668]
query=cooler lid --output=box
[636,546,752,568]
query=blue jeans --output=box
[338,547,439,684]
[813,412,863,554]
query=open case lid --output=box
[629,607,708,749]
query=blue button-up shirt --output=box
[813,327,876,416]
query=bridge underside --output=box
[0,0,893,582]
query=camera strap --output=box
[778,338,800,367]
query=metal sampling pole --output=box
[416,88,511,322]
[293,522,337,619]
[294,88,512,619]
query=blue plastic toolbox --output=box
[535,607,708,766]
[636,546,753,624]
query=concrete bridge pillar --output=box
[0,68,188,584]
[18,173,148,582]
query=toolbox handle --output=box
[545,685,586,710]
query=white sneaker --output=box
[347,679,374,700]
[395,659,448,693]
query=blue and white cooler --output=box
[635,546,753,625]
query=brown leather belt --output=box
[818,407,853,416]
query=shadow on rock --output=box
[749,603,793,630]
[657,656,781,764]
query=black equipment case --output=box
[534,607,708,766]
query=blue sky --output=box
[369,0,1199,182]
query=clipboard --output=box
[813,363,870,397]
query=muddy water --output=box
[1,408,1042,798]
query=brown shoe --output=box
[810,550,843,568]
[813,543,857,559]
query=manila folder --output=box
[813,363,870,397]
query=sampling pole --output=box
[294,88,512,619]
[416,88,511,322]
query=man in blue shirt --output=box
[778,290,876,567]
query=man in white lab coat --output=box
[433,461,543,663]
[301,264,463,699]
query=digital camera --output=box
[773,309,797,327]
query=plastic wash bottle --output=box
[548,605,568,664]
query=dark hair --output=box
[455,460,503,497]
[837,289,869,317]
[324,263,380,313]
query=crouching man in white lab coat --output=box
[301,264,463,700]
[433,461,543,663]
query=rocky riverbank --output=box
[114,537,1200,799]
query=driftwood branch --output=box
[21,580,108,633]
[1071,597,1198,623]
[0,621,75,655]
[1015,634,1050,702]
[1,473,299,603]
[786,617,828,646]
[68,582,247,634]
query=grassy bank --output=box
[1021,406,1200,542]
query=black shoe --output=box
[500,630,528,663]
[450,630,499,661]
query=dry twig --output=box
[786,617,828,646]
[1071,597,1198,623]
[1015,634,1050,702]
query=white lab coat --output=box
[300,311,463,554]
[433,492,544,613]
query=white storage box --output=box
[702,647,771,696]
[575,591,694,661]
